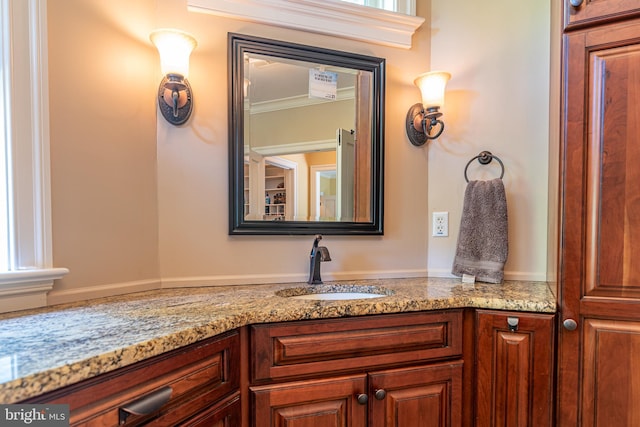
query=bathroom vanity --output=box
[1,278,555,426]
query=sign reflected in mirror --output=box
[228,33,385,235]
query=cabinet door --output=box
[559,17,640,427]
[564,0,640,29]
[250,375,367,427]
[368,362,463,427]
[475,311,555,427]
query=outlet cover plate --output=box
[432,211,449,237]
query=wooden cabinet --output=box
[252,375,367,427]
[14,307,562,426]
[475,310,555,427]
[558,2,640,424]
[368,362,463,427]
[24,331,240,426]
[249,311,463,427]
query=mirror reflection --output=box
[244,53,368,222]
[229,33,385,235]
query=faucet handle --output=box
[319,247,331,262]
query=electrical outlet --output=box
[432,212,449,237]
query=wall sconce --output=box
[406,71,451,146]
[150,29,197,126]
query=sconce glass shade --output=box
[406,71,451,146]
[150,29,197,126]
[414,71,451,109]
[150,29,197,78]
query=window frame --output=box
[0,0,67,313]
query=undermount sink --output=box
[275,284,394,301]
[289,292,386,301]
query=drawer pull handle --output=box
[374,389,387,400]
[357,393,369,405]
[119,386,172,424]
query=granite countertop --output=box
[0,277,556,403]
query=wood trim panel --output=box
[185,393,241,427]
[355,71,372,222]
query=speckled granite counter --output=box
[0,277,556,403]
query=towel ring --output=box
[464,151,505,183]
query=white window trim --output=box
[1,0,68,313]
[187,0,425,49]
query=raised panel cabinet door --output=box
[475,311,555,427]
[581,319,640,426]
[559,17,640,427]
[250,375,367,427]
[564,0,640,29]
[368,362,463,427]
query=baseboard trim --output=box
[161,269,429,289]
[44,268,547,307]
[427,268,548,282]
[47,279,161,305]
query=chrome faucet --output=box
[308,234,331,284]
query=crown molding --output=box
[188,0,424,49]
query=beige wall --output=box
[48,0,160,303]
[155,1,433,286]
[250,100,355,148]
[428,0,553,281]
[46,0,554,303]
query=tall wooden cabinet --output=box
[558,1,640,425]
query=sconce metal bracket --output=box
[157,74,193,126]
[406,103,428,146]
[406,103,445,146]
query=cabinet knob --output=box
[374,389,387,400]
[507,317,519,331]
[357,394,369,405]
[563,318,578,331]
[569,0,583,7]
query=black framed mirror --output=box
[228,33,385,235]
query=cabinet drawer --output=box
[251,311,462,382]
[564,0,640,30]
[27,330,240,426]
